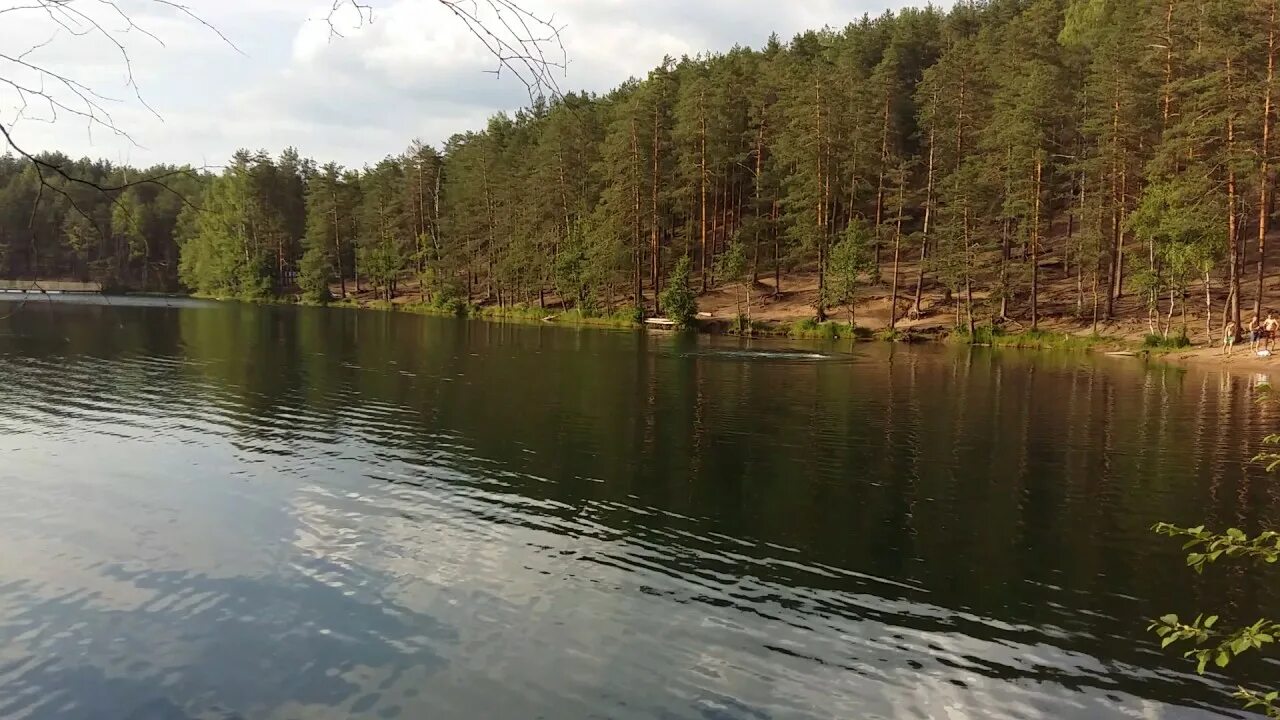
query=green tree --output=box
[297,241,333,303]
[660,255,697,328]
[304,163,358,299]
[715,240,751,331]
[357,158,410,301]
[825,221,875,327]
[178,153,276,299]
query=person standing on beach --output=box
[1266,313,1280,353]
[1224,321,1237,357]
[1248,314,1261,352]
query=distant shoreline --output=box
[17,290,1265,372]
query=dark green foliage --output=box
[428,292,470,317]
[1151,521,1280,716]
[660,256,697,328]
[825,222,876,326]
[3,0,1276,336]
[1152,429,1280,718]
[1142,331,1191,349]
[789,317,839,340]
[298,244,333,304]
[0,153,206,291]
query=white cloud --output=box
[0,0,933,168]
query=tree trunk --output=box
[1075,171,1086,316]
[874,90,891,275]
[1031,155,1042,330]
[772,200,781,294]
[699,89,709,293]
[652,103,663,309]
[889,169,905,330]
[1000,217,1010,320]
[481,153,497,302]
[913,119,935,318]
[632,118,643,309]
[1228,54,1242,335]
[815,77,827,321]
[964,203,975,338]
[1204,271,1213,341]
[1108,82,1125,316]
[753,120,765,285]
[333,201,345,298]
[1257,7,1277,318]
[1092,261,1100,335]
[709,174,721,288]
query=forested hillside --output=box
[2,0,1275,335]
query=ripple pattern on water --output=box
[0,301,1275,719]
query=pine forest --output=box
[2,0,1276,339]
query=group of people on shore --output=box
[1224,313,1280,356]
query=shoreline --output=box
[323,295,1151,352]
[27,290,1265,372]
[1157,345,1280,377]
[310,296,1280,378]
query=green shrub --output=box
[621,305,644,326]
[660,257,697,328]
[952,324,1109,350]
[1143,331,1192,349]
[789,318,841,340]
[297,246,333,304]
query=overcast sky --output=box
[1,0,926,169]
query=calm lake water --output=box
[1,297,1278,720]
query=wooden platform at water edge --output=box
[0,280,102,294]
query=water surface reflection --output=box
[0,299,1276,719]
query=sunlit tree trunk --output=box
[1257,3,1277,318]
[874,90,891,274]
[1031,154,1042,330]
[913,119,935,318]
[890,168,905,330]
[652,104,663,308]
[815,77,828,321]
[752,120,765,285]
[632,117,643,308]
[699,89,709,293]
[1227,54,1241,335]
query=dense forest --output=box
[2,0,1277,334]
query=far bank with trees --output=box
[1,0,1277,343]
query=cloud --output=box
[0,0,933,168]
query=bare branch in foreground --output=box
[325,0,567,101]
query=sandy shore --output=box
[1163,345,1280,377]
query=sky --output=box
[0,0,925,169]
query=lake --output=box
[1,297,1277,719]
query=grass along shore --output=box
[317,291,1164,353]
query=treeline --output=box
[0,154,207,291]
[5,0,1278,333]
